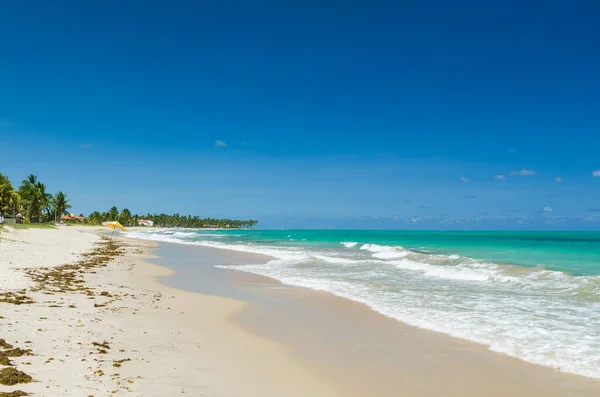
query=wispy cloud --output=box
[508,148,516,152]
[593,170,600,177]
[459,176,470,182]
[510,169,535,176]
[465,195,476,199]
[494,174,506,180]
[554,176,563,183]
[81,144,92,149]
[214,140,227,148]
[543,206,553,212]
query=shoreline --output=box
[127,228,600,380]
[0,226,345,396]
[147,238,600,396]
[1,226,599,396]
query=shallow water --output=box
[130,229,600,379]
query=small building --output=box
[60,214,85,223]
[138,219,154,227]
[15,213,23,224]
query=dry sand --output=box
[1,225,599,397]
[0,226,342,396]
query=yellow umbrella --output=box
[106,221,127,237]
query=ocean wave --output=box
[127,229,600,379]
[223,258,600,379]
[129,230,600,293]
[391,259,491,282]
[359,243,411,259]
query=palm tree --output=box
[87,211,103,225]
[0,173,14,216]
[118,208,132,226]
[18,174,52,223]
[52,191,72,223]
[8,191,23,218]
[107,206,119,221]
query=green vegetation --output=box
[0,174,21,218]
[3,223,56,230]
[0,173,74,224]
[51,191,71,223]
[1,172,258,228]
[18,175,51,223]
[87,207,258,228]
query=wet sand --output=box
[154,241,600,397]
[1,227,342,396]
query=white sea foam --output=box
[128,229,600,379]
[359,243,411,259]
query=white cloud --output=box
[543,206,553,212]
[81,144,92,149]
[510,169,535,176]
[494,174,506,180]
[554,176,563,183]
[593,170,600,177]
[459,176,470,182]
[214,140,227,148]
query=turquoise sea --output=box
[129,229,600,379]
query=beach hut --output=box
[60,214,85,223]
[15,213,23,224]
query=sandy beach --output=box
[0,226,340,396]
[1,226,599,396]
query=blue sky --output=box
[1,1,600,229]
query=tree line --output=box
[0,173,71,223]
[1,173,258,228]
[87,207,258,228]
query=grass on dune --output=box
[1,223,57,230]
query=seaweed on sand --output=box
[0,292,34,305]
[0,339,34,367]
[0,367,33,386]
[0,391,30,397]
[112,358,131,367]
[25,237,125,294]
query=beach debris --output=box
[92,341,110,350]
[0,339,33,367]
[0,391,30,397]
[0,367,33,385]
[25,237,125,295]
[93,369,105,377]
[112,358,131,367]
[0,292,34,305]
[91,341,110,355]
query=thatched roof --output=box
[61,214,85,221]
